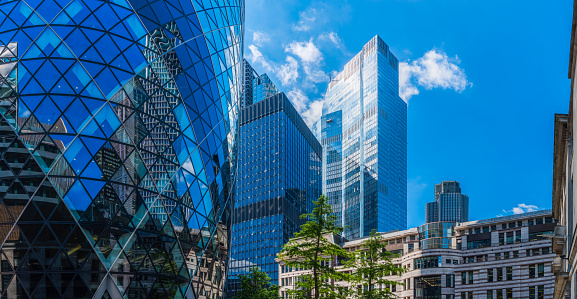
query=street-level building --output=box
[551,2,577,299]
[278,210,556,299]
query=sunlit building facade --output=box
[226,93,322,297]
[321,35,407,239]
[0,1,243,298]
[279,210,556,299]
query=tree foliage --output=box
[277,195,351,299]
[234,266,280,299]
[346,230,406,299]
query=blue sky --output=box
[244,0,573,228]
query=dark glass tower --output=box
[0,1,242,298]
[226,93,322,297]
[425,181,469,223]
[322,36,407,239]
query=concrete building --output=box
[426,181,470,223]
[321,35,407,239]
[551,2,577,299]
[278,210,556,299]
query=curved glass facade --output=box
[419,222,455,249]
[0,0,242,298]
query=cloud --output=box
[252,31,270,47]
[285,39,328,85]
[502,204,539,215]
[277,56,299,85]
[285,39,323,63]
[293,8,318,31]
[287,89,325,128]
[400,49,472,103]
[319,32,344,49]
[247,45,273,73]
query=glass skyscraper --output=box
[425,181,469,223]
[321,35,407,239]
[226,93,321,297]
[240,60,278,109]
[0,1,242,298]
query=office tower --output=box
[252,73,279,104]
[241,60,258,109]
[0,1,242,298]
[279,209,556,298]
[425,181,469,223]
[426,201,439,223]
[240,60,279,109]
[226,93,322,297]
[321,35,407,239]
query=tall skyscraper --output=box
[0,1,242,298]
[226,93,322,297]
[321,35,407,239]
[425,181,469,223]
[240,61,279,109]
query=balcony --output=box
[552,225,566,255]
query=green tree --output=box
[234,266,280,299]
[277,195,351,299]
[347,230,405,298]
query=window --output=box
[468,271,473,284]
[515,230,521,243]
[487,290,493,299]
[529,286,544,299]
[497,268,503,281]
[529,219,534,225]
[499,233,505,245]
[536,218,543,225]
[513,251,519,258]
[414,256,441,269]
[483,226,490,233]
[491,225,497,231]
[506,289,512,299]
[509,222,516,228]
[542,247,550,255]
[497,289,503,299]
[517,221,523,227]
[504,252,510,259]
[506,232,514,244]
[461,272,467,285]
[446,274,453,287]
[538,263,544,277]
[529,264,536,278]
[538,286,544,299]
[506,267,512,280]
[495,253,501,260]
[468,293,473,299]
[488,268,494,282]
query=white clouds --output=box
[287,89,325,128]
[400,49,472,103]
[293,8,318,32]
[319,32,344,49]
[503,204,540,215]
[285,39,323,63]
[247,45,273,73]
[252,31,270,47]
[277,56,299,86]
[285,39,327,85]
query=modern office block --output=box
[240,60,279,109]
[321,35,407,239]
[252,73,279,104]
[226,93,322,297]
[0,1,242,298]
[426,201,439,223]
[279,210,557,299]
[426,181,469,223]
